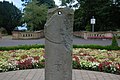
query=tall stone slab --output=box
[44,8,74,80]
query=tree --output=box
[21,0,55,8]
[60,0,79,8]
[22,0,47,31]
[74,0,120,31]
[94,0,120,31]
[0,1,22,34]
[36,0,55,8]
[21,0,56,31]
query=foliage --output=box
[21,0,48,31]
[74,8,83,31]
[21,0,55,8]
[0,48,120,74]
[0,48,45,72]
[36,0,55,8]
[74,0,120,31]
[85,24,91,31]
[21,0,55,31]
[0,44,120,51]
[73,55,81,69]
[87,36,112,39]
[73,45,120,50]
[111,34,118,47]
[0,27,7,35]
[73,48,120,74]
[60,0,79,8]
[0,1,22,34]
[0,44,44,51]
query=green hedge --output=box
[73,44,120,50]
[0,44,44,51]
[111,35,118,47]
[0,44,120,51]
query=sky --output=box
[0,0,61,8]
[0,0,23,8]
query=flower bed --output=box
[87,36,112,39]
[0,48,120,74]
[0,48,45,72]
[73,48,120,74]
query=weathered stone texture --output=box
[45,8,74,80]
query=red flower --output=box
[98,63,103,71]
[20,55,28,59]
[73,55,80,64]
[88,57,97,62]
[18,58,32,69]
[33,56,40,60]
[116,63,120,70]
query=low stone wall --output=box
[74,31,120,39]
[12,30,44,40]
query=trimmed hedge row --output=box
[0,44,44,51]
[73,45,120,50]
[0,44,120,51]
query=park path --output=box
[0,69,119,80]
[0,36,120,47]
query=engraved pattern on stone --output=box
[45,8,74,80]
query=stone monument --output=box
[44,8,74,80]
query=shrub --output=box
[111,35,118,47]
[73,45,120,50]
[0,44,120,51]
[0,44,44,51]
[72,55,80,69]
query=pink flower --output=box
[73,55,80,64]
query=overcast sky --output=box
[0,0,61,8]
[0,0,22,8]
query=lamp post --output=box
[90,16,96,32]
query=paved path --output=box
[0,69,119,80]
[0,36,120,47]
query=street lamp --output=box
[90,16,96,32]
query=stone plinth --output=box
[45,8,74,80]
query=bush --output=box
[72,61,81,69]
[0,27,7,35]
[0,44,44,51]
[0,44,120,51]
[111,35,118,47]
[73,45,120,50]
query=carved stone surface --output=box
[45,8,74,80]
